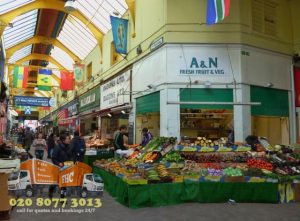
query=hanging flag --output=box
[37,68,52,90]
[294,67,300,107]
[206,0,231,25]
[73,64,84,87]
[60,71,74,91]
[13,66,29,88]
[110,16,129,54]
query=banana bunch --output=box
[156,164,168,177]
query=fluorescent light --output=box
[107,113,112,117]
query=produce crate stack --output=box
[0,173,12,220]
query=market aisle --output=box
[10,192,300,221]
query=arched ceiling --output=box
[0,0,134,98]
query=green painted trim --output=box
[180,88,233,109]
[136,92,160,115]
[250,86,289,117]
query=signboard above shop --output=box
[79,86,100,113]
[100,70,131,110]
[14,96,55,107]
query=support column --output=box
[128,100,136,144]
[234,85,251,142]
[160,88,180,141]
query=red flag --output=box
[60,71,74,91]
[294,67,300,107]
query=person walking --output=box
[24,127,34,152]
[50,134,71,199]
[47,133,55,159]
[69,131,86,163]
[31,132,47,160]
[141,128,153,147]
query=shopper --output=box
[69,131,86,162]
[31,132,47,160]
[141,128,153,147]
[24,127,34,152]
[113,125,129,150]
[47,133,56,159]
[0,134,12,158]
[17,128,25,146]
[50,133,71,198]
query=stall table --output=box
[93,167,279,209]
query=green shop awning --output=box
[136,92,160,115]
[180,89,233,109]
[251,86,289,117]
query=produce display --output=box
[93,136,300,185]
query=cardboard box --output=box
[294,183,300,202]
[224,176,245,182]
[0,173,10,212]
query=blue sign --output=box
[24,106,31,115]
[110,16,128,54]
[14,96,55,107]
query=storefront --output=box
[100,69,131,142]
[132,44,294,144]
[57,99,79,134]
[135,92,160,144]
[78,86,100,136]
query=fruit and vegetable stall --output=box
[93,137,300,208]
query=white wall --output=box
[241,46,292,90]
[132,46,167,95]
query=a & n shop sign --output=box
[180,57,226,75]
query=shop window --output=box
[180,109,233,140]
[110,41,123,66]
[87,62,92,82]
[252,0,277,36]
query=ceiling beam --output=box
[15,53,66,71]
[6,35,81,62]
[0,0,103,61]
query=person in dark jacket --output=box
[52,134,71,167]
[24,128,34,152]
[47,133,55,159]
[0,135,12,158]
[141,128,153,147]
[113,125,129,151]
[49,134,71,198]
[69,131,86,163]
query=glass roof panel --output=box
[22,61,30,66]
[50,46,74,70]
[3,9,38,48]
[57,15,97,60]
[75,0,128,33]
[8,44,32,63]
[0,0,35,15]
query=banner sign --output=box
[14,96,55,107]
[78,86,100,113]
[110,16,129,54]
[100,71,130,110]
